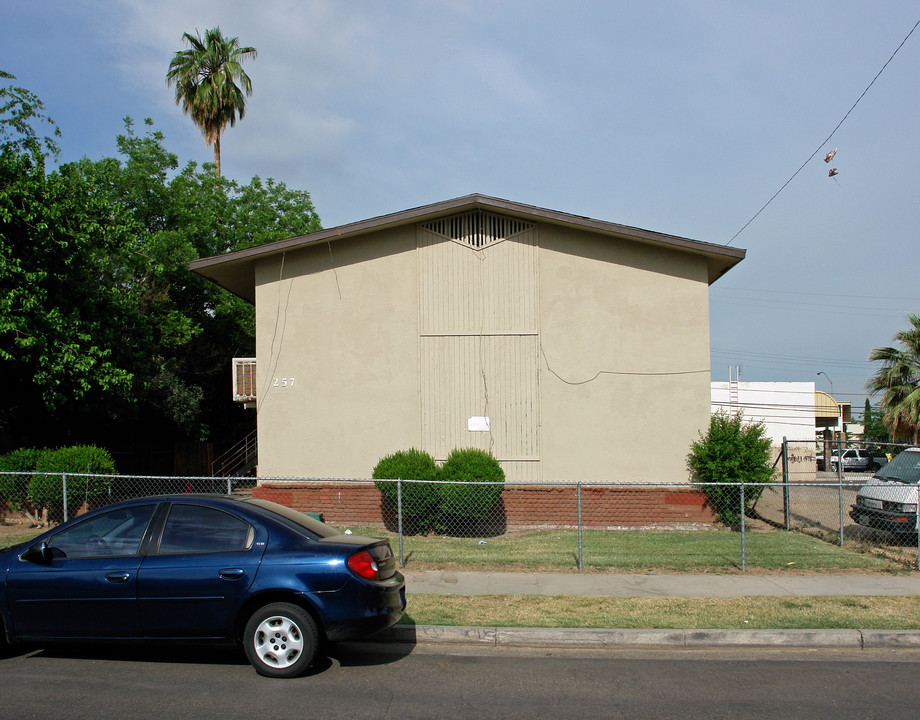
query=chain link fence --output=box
[2,446,918,572]
[0,472,246,526]
[766,438,920,570]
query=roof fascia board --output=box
[188,194,745,296]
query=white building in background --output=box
[710,381,820,477]
[710,381,853,479]
[710,381,817,446]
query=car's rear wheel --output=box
[243,602,318,678]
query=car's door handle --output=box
[105,572,131,584]
[219,568,245,580]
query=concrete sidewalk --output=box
[401,569,920,598]
[374,570,920,650]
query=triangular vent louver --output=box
[420,210,534,249]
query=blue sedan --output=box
[0,495,406,677]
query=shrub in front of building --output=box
[28,445,117,521]
[687,411,773,528]
[372,448,441,533]
[438,448,505,526]
[0,447,42,516]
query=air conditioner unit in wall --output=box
[232,358,257,407]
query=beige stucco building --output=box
[191,195,745,484]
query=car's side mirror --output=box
[22,541,60,564]
[21,542,47,564]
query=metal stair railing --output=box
[211,430,257,477]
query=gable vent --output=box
[420,210,534,250]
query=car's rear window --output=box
[243,498,342,538]
[158,504,254,554]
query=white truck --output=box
[828,448,887,473]
[849,448,920,535]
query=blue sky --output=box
[4,1,919,419]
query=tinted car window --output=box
[876,451,920,484]
[46,505,156,559]
[157,504,253,554]
[243,497,340,538]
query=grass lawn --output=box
[0,530,43,549]
[370,526,920,630]
[344,526,906,573]
[401,594,920,630]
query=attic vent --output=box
[420,210,534,250]
[233,358,257,403]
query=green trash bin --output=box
[305,511,324,523]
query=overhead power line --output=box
[727,16,920,246]
[713,287,920,303]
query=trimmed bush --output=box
[439,448,505,519]
[0,448,42,513]
[28,445,117,519]
[687,411,774,528]
[372,449,440,532]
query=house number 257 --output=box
[273,377,295,388]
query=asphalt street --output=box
[3,643,920,720]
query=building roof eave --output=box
[188,194,746,302]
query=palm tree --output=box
[867,313,920,443]
[166,28,257,177]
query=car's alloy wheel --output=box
[244,602,318,678]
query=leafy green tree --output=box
[0,71,60,157]
[1,75,321,459]
[66,119,321,446]
[166,28,257,177]
[0,123,140,438]
[862,399,891,445]
[687,411,774,528]
[867,314,920,444]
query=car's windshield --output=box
[875,450,920,484]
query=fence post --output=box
[577,483,583,571]
[740,483,746,573]
[397,479,404,568]
[62,473,68,523]
[782,437,791,530]
[916,502,919,572]
[837,453,845,547]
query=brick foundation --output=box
[252,482,715,529]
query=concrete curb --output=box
[374,625,920,649]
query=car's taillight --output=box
[347,550,380,581]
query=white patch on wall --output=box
[468,416,491,432]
